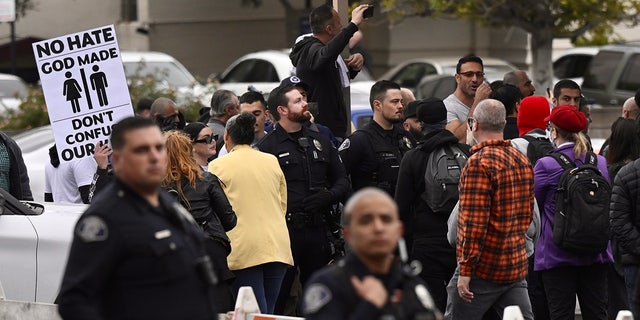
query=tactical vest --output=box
[361,126,413,195]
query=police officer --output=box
[302,187,439,319]
[339,80,415,196]
[57,117,217,320]
[256,84,350,286]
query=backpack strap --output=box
[549,152,576,171]
[445,145,467,170]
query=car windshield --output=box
[123,61,195,88]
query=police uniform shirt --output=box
[57,179,215,320]
[339,121,415,195]
[256,123,350,212]
[302,252,438,319]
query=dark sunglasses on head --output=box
[193,134,218,144]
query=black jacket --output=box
[57,180,216,320]
[610,159,640,265]
[166,172,236,248]
[302,253,438,319]
[394,129,470,274]
[0,131,32,200]
[290,23,359,138]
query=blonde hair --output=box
[553,125,590,158]
[162,130,202,208]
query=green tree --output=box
[381,0,640,91]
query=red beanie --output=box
[517,96,551,136]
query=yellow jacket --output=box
[209,144,293,270]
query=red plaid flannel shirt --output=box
[457,139,534,283]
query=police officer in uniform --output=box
[339,80,415,196]
[302,187,439,319]
[57,117,217,320]
[256,84,350,287]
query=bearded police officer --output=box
[339,80,415,196]
[57,117,217,320]
[257,84,350,289]
[302,187,439,319]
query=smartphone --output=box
[363,5,374,18]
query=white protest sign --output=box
[32,25,134,163]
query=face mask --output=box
[157,116,178,132]
[546,129,556,148]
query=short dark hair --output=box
[111,117,157,150]
[456,55,484,74]
[267,85,297,121]
[226,112,256,145]
[634,88,640,108]
[369,80,401,109]
[309,4,334,35]
[489,84,521,116]
[553,79,581,99]
[240,91,266,108]
[136,97,153,113]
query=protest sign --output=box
[33,25,134,162]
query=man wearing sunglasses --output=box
[444,55,492,144]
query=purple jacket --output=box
[533,143,613,271]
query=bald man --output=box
[150,97,180,132]
[302,187,439,319]
[622,97,640,120]
[503,70,535,98]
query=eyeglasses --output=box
[193,134,218,144]
[458,71,485,78]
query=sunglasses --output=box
[193,134,218,144]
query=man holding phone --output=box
[290,3,370,138]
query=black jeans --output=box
[541,263,609,320]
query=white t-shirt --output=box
[44,156,97,203]
[443,94,470,124]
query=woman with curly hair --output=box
[162,130,237,313]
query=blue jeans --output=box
[232,262,288,314]
[444,266,533,320]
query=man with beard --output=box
[339,80,415,196]
[256,84,350,295]
[444,55,492,144]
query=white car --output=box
[121,51,212,107]
[215,49,375,129]
[378,56,517,94]
[0,73,28,114]
[0,189,87,303]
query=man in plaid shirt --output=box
[444,99,534,320]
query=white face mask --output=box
[546,128,556,148]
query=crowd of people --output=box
[0,3,629,320]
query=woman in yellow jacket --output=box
[209,112,293,314]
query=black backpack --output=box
[550,152,611,254]
[421,145,468,215]
[522,135,554,166]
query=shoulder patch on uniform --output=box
[414,284,436,310]
[338,138,350,152]
[303,283,332,314]
[76,216,108,242]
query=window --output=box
[583,51,624,90]
[616,54,640,91]
[390,63,437,89]
[121,0,138,22]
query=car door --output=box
[0,200,38,301]
[612,53,640,105]
[583,50,626,105]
